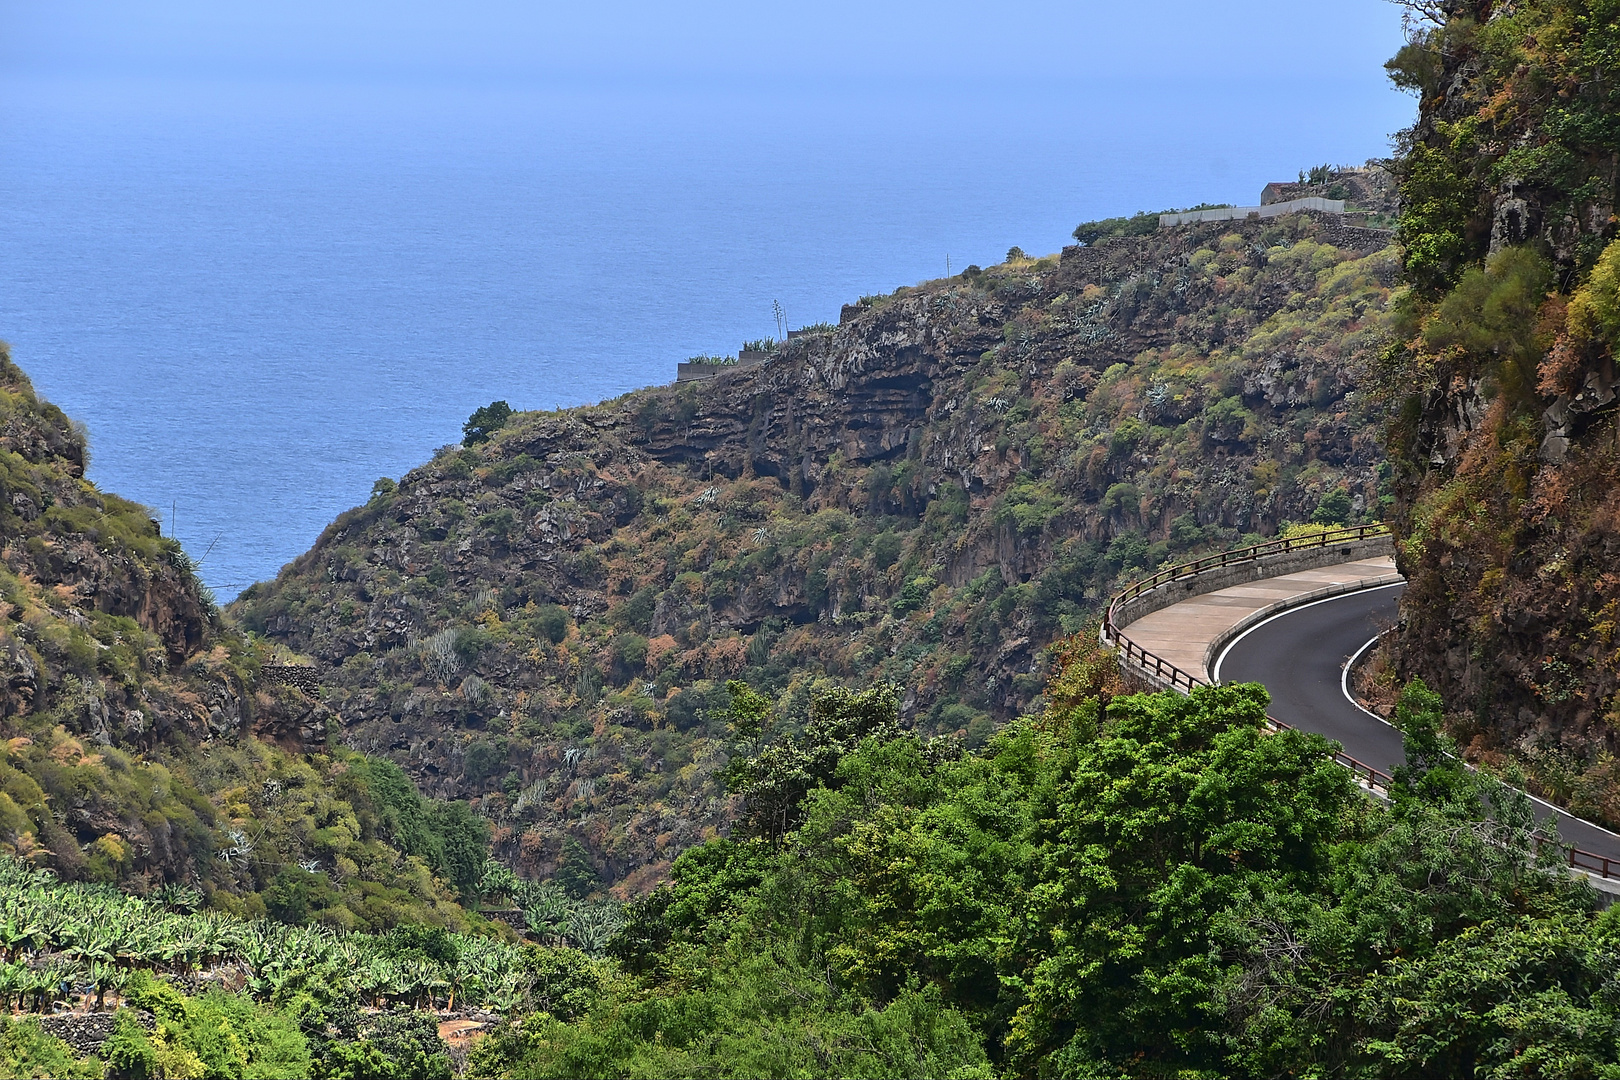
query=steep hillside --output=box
[1376,0,1620,823]
[0,347,482,929]
[237,213,1397,892]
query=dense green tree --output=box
[721,680,907,843]
[468,947,992,1080]
[1310,486,1354,525]
[297,1000,450,1080]
[468,657,1617,1078]
[265,867,314,926]
[429,800,490,902]
[461,400,513,446]
[553,839,600,901]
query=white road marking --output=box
[1210,581,1403,684]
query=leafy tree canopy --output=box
[474,651,1615,1078]
[462,400,514,446]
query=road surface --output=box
[1213,583,1620,864]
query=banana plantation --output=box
[474,860,624,955]
[0,857,615,1018]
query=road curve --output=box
[1213,583,1620,864]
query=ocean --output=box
[0,74,1411,599]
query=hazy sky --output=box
[4,1,1409,96]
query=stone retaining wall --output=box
[38,1010,155,1055]
[675,352,768,383]
[261,664,320,694]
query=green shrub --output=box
[1419,245,1550,368]
[610,588,657,634]
[265,867,315,926]
[997,478,1064,535]
[462,401,514,446]
[534,604,570,644]
[463,740,507,784]
[1168,513,1205,550]
[891,575,937,616]
[1107,531,1150,572]
[1203,395,1257,445]
[103,1010,158,1080]
[1101,483,1139,517]
[1568,239,1620,349]
[612,633,649,678]
[0,1015,101,1079]
[478,508,516,539]
[1311,488,1354,526]
[924,483,969,531]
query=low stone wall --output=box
[480,907,528,929]
[38,1010,155,1055]
[675,353,768,383]
[261,664,320,694]
[1160,196,1345,226]
[1312,220,1396,249]
[1112,534,1396,633]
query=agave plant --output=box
[565,905,625,956]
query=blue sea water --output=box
[0,73,1412,599]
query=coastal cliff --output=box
[237,212,1398,891]
[0,346,480,927]
[1376,0,1620,824]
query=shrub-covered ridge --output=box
[0,344,490,928]
[236,215,1399,893]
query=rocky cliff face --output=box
[0,350,334,755]
[0,348,474,929]
[1378,0,1620,824]
[238,213,1398,893]
[0,348,346,869]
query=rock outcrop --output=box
[0,347,475,929]
[1378,0,1620,826]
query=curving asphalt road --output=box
[1212,583,1620,864]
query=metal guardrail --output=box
[1102,524,1618,880]
[1102,523,1389,697]
[1108,523,1391,614]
